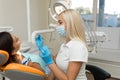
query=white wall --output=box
[0,0,27,41]
[97,27,120,49]
[0,0,48,42]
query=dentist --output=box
[36,9,88,80]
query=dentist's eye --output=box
[58,20,63,25]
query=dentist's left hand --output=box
[40,46,54,65]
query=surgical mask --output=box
[56,25,66,36]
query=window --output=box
[71,0,93,18]
[98,0,120,27]
[71,0,120,27]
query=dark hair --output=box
[0,32,14,66]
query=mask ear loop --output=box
[21,57,31,65]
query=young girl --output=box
[0,32,46,73]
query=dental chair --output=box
[0,50,46,80]
[86,64,111,80]
[0,50,111,80]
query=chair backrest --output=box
[0,50,9,66]
[3,63,46,80]
[0,50,9,71]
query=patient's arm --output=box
[12,53,44,72]
[28,61,44,72]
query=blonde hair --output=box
[59,9,86,44]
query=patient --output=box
[0,32,46,73]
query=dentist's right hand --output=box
[35,35,44,53]
[40,46,54,65]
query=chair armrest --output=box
[86,64,111,80]
[3,63,46,80]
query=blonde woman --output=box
[36,9,88,80]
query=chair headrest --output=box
[0,50,9,66]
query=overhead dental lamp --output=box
[49,0,71,21]
[48,0,108,53]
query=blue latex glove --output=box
[40,46,54,65]
[35,35,44,52]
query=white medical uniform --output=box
[56,39,88,80]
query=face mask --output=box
[56,25,66,36]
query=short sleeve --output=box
[69,42,88,62]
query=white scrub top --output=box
[56,39,88,80]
